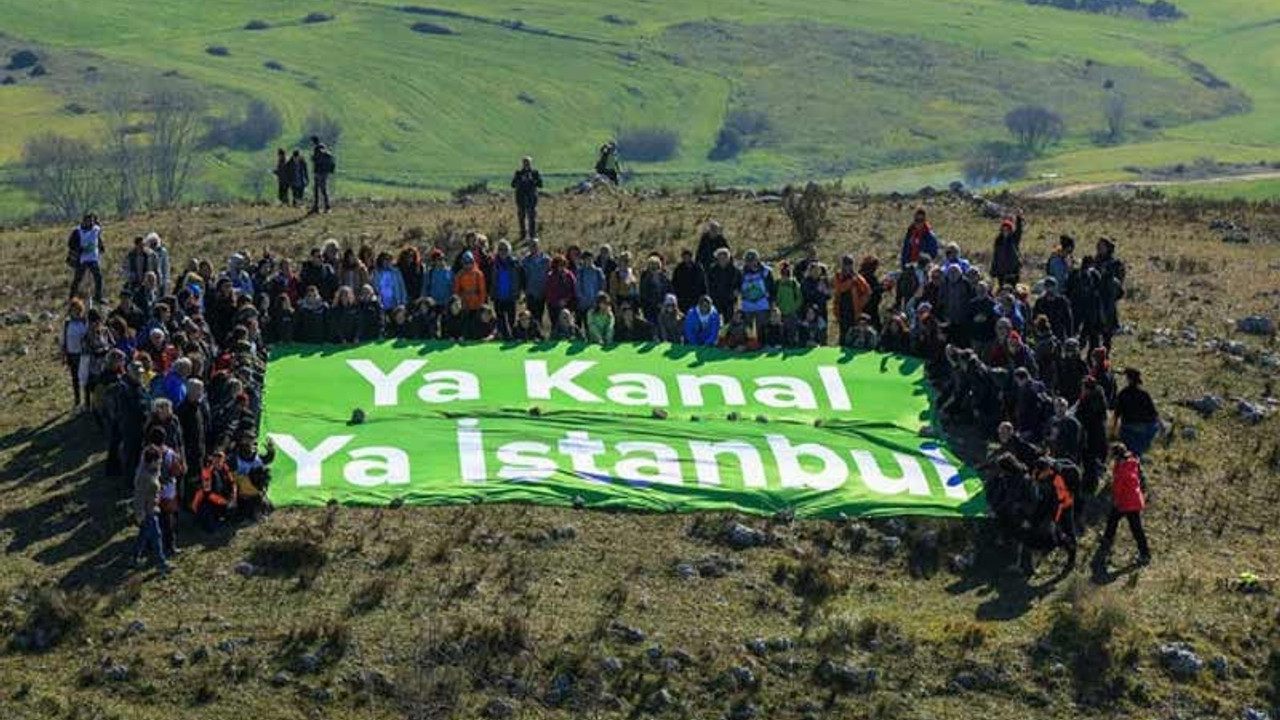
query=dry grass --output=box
[0,191,1277,718]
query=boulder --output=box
[1236,315,1276,336]
[1158,642,1203,681]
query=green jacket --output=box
[587,309,615,345]
[776,278,803,317]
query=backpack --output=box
[315,149,336,175]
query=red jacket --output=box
[1111,457,1145,513]
[545,269,577,312]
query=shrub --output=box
[781,181,834,246]
[244,19,271,30]
[347,578,392,615]
[7,49,39,70]
[708,109,771,161]
[28,64,47,77]
[1041,579,1134,701]
[303,12,334,24]
[962,141,1028,187]
[301,111,343,149]
[206,45,231,57]
[204,99,283,151]
[1004,104,1064,154]
[616,126,680,162]
[410,22,455,35]
[9,586,91,652]
[264,60,284,71]
[246,531,328,588]
[452,180,488,201]
[601,13,635,25]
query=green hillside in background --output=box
[0,0,1277,218]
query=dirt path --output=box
[1028,170,1280,198]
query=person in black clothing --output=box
[511,156,543,241]
[509,308,545,342]
[67,214,105,305]
[289,150,309,206]
[272,149,289,205]
[1094,237,1126,350]
[1047,396,1082,465]
[997,420,1042,468]
[1054,337,1087,400]
[614,301,655,343]
[705,248,741,319]
[671,249,706,313]
[299,247,338,302]
[695,221,729,270]
[1032,276,1073,341]
[1114,368,1159,459]
[1075,375,1109,494]
[310,136,335,214]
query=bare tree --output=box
[781,181,834,247]
[100,88,145,216]
[1104,94,1127,142]
[18,134,105,220]
[1004,105,1065,155]
[301,111,343,150]
[144,84,204,208]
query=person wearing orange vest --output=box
[1035,458,1077,570]
[192,451,237,533]
[452,251,488,316]
[1095,443,1151,568]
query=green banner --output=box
[260,342,986,519]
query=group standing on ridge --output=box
[61,147,1153,576]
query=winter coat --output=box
[511,168,542,204]
[1033,293,1074,341]
[453,266,488,311]
[491,256,522,303]
[521,253,550,299]
[615,317,655,343]
[900,223,939,267]
[656,310,683,343]
[357,300,384,340]
[371,267,408,310]
[423,266,455,305]
[638,270,670,319]
[705,263,741,309]
[695,232,729,270]
[990,216,1024,281]
[776,278,803,318]
[586,310,615,345]
[575,264,606,312]
[1111,457,1145,513]
[670,261,706,310]
[545,269,577,313]
[683,306,721,346]
[326,303,360,343]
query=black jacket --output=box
[670,261,706,310]
[511,168,543,204]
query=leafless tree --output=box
[1104,94,1127,142]
[1004,105,1065,155]
[144,84,204,208]
[18,134,105,220]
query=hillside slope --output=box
[0,194,1278,719]
[0,0,1277,218]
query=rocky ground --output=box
[0,191,1277,720]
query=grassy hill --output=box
[0,193,1278,719]
[0,0,1277,220]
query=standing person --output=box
[396,246,424,302]
[511,156,543,241]
[309,136,335,214]
[832,256,868,343]
[1094,237,1126,350]
[61,299,89,410]
[490,240,521,337]
[695,221,729,271]
[1113,368,1159,460]
[1045,235,1075,289]
[607,251,640,309]
[273,148,290,205]
[452,252,488,323]
[289,149,309,207]
[738,250,774,333]
[899,208,938,269]
[371,253,408,312]
[705,248,740,320]
[68,214,105,305]
[545,255,577,322]
[574,250,605,326]
[132,446,170,573]
[638,255,671,323]
[1095,444,1151,567]
[670,249,706,313]
[520,239,550,327]
[1076,376,1110,495]
[990,214,1025,288]
[423,249,455,307]
[595,141,621,184]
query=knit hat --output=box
[461,251,474,265]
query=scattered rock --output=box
[671,648,694,666]
[549,525,577,541]
[726,522,766,550]
[730,665,756,688]
[1158,642,1203,681]
[1237,399,1269,424]
[483,698,516,718]
[298,652,322,673]
[817,659,878,693]
[1180,426,1198,441]
[271,671,292,687]
[1243,708,1272,720]
[645,645,664,662]
[674,562,698,580]
[767,636,794,652]
[1179,394,1224,417]
[191,645,209,663]
[643,688,674,712]
[745,638,769,656]
[1236,315,1275,336]
[879,535,902,558]
[311,686,333,702]
[728,702,760,720]
[104,663,130,683]
[170,651,186,667]
[3,310,33,325]
[233,561,256,577]
[1209,655,1229,680]
[600,656,624,674]
[610,622,646,644]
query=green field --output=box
[0,0,1278,218]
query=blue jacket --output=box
[492,257,521,302]
[683,306,721,346]
[161,370,187,406]
[521,253,550,299]
[423,266,454,306]
[576,263,605,311]
[372,267,408,310]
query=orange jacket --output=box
[453,267,488,311]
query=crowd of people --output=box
[60,192,1156,576]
